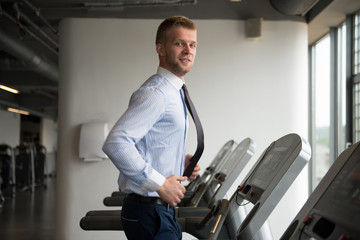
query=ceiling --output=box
[0,0,359,120]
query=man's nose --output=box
[183,44,191,54]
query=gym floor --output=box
[0,178,56,240]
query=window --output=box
[354,82,360,141]
[353,11,360,142]
[337,23,347,157]
[310,35,331,189]
[309,22,348,191]
[354,12,360,75]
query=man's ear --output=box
[156,43,165,57]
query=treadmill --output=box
[80,137,255,228]
[186,139,238,193]
[103,139,238,207]
[80,133,311,240]
[177,133,311,239]
[280,141,360,240]
[180,137,255,207]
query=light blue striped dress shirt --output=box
[103,67,188,197]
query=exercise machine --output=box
[81,137,255,218]
[0,144,16,206]
[103,139,238,207]
[80,133,311,240]
[177,133,311,239]
[280,141,360,240]
[181,137,255,207]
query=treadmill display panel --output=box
[220,141,248,175]
[312,147,360,230]
[247,145,294,191]
[210,140,234,169]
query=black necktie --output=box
[182,84,204,178]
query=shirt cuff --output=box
[142,169,166,192]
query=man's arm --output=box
[102,87,167,192]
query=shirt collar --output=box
[157,66,184,90]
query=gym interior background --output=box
[1,0,360,239]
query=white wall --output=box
[40,118,58,152]
[56,18,309,240]
[40,118,58,175]
[0,109,20,147]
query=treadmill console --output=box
[209,140,237,172]
[237,135,311,203]
[281,142,360,240]
[224,133,311,240]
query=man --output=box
[102,16,201,239]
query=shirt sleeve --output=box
[102,86,166,192]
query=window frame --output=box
[308,11,360,192]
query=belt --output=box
[125,193,167,205]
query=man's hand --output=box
[157,175,187,207]
[185,153,201,181]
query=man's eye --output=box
[175,42,183,46]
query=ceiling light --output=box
[7,107,29,115]
[0,84,19,94]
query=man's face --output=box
[157,27,197,80]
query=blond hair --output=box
[156,16,196,44]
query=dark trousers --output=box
[121,197,182,240]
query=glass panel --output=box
[354,13,360,75]
[313,35,331,187]
[338,24,347,154]
[354,82,360,141]
[353,11,360,142]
